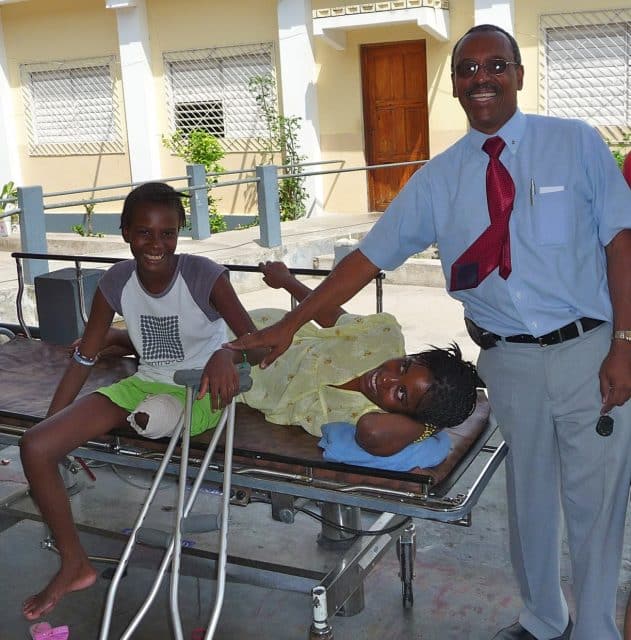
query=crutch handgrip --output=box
[174,362,253,393]
[173,369,204,389]
[181,513,222,534]
[136,527,170,549]
[237,362,253,393]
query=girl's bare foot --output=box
[22,560,97,621]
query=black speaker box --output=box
[34,267,104,345]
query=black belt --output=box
[465,317,605,350]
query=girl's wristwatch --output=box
[613,330,631,342]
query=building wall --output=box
[148,0,279,215]
[0,0,280,214]
[1,0,126,200]
[0,0,627,218]
[312,0,631,213]
[514,0,631,115]
[314,0,474,212]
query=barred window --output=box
[174,101,224,135]
[164,43,275,152]
[21,57,124,156]
[540,9,631,139]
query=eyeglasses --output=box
[455,59,520,79]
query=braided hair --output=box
[120,182,187,230]
[409,343,480,430]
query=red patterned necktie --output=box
[450,136,515,291]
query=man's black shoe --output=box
[491,620,573,640]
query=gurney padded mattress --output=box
[0,337,491,492]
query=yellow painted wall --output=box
[1,0,279,214]
[0,0,627,217]
[148,0,279,215]
[312,0,631,213]
[514,0,631,117]
[430,0,472,150]
[314,0,475,212]
[0,0,127,206]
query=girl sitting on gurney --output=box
[20,182,267,621]
[241,261,479,456]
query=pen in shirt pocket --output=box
[530,178,535,206]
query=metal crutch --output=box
[99,363,252,640]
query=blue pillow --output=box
[318,422,451,471]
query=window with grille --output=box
[540,9,631,138]
[21,57,124,156]
[175,101,225,136]
[164,43,275,152]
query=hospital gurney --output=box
[0,252,507,637]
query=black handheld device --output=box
[596,414,614,437]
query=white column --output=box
[106,0,161,182]
[276,0,324,216]
[474,0,515,34]
[0,14,22,189]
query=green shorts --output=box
[97,374,222,437]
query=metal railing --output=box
[10,251,385,339]
[6,157,427,283]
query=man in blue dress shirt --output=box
[230,25,631,640]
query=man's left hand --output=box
[599,341,631,413]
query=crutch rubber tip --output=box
[181,513,221,534]
[136,527,170,548]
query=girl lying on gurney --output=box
[19,182,477,621]
[240,261,479,459]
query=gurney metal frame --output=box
[0,252,507,638]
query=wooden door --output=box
[361,41,430,211]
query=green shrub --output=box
[162,129,227,229]
[0,181,18,229]
[606,132,630,169]
[209,212,228,233]
[72,222,103,238]
[249,74,308,221]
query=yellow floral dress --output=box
[240,309,405,437]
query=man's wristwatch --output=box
[613,330,631,342]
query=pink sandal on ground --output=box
[28,622,69,640]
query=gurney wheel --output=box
[402,582,413,609]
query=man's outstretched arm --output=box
[227,249,380,367]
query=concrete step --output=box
[0,232,129,256]
[313,253,445,288]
